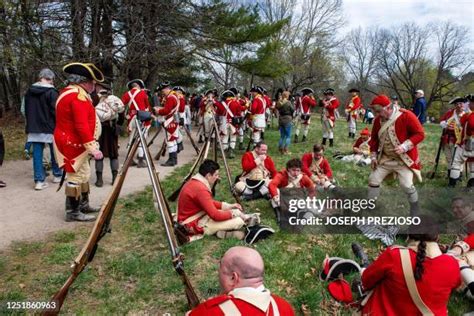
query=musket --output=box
[154,137,167,160]
[210,115,243,206]
[427,129,447,179]
[42,136,141,315]
[351,242,371,300]
[168,137,211,201]
[147,124,163,148]
[183,126,200,154]
[135,116,200,308]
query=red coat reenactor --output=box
[367,95,425,214]
[439,97,466,175]
[449,94,474,188]
[173,86,186,153]
[335,127,371,166]
[294,88,317,143]
[198,89,219,143]
[154,82,181,167]
[232,87,248,150]
[302,144,336,191]
[177,160,246,240]
[320,88,340,147]
[121,79,151,168]
[54,62,105,222]
[217,90,244,158]
[249,86,266,146]
[235,142,277,201]
[187,246,295,316]
[361,232,461,316]
[345,88,362,138]
[269,158,315,209]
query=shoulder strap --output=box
[266,296,280,316]
[222,101,234,118]
[219,300,242,316]
[127,89,141,111]
[399,248,434,316]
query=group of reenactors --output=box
[50,61,474,314]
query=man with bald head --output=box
[188,246,295,315]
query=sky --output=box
[341,0,473,34]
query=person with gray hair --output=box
[24,68,63,190]
[187,246,295,315]
[413,89,427,124]
[54,62,105,222]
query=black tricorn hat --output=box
[323,88,335,95]
[229,87,239,95]
[205,89,215,96]
[127,79,145,90]
[244,225,275,245]
[348,88,360,93]
[250,85,264,94]
[63,62,104,82]
[464,94,474,102]
[390,95,398,100]
[319,256,361,281]
[173,86,185,93]
[158,81,171,91]
[301,87,314,96]
[221,90,236,100]
[449,96,467,104]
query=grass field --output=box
[0,117,471,315]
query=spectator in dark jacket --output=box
[24,68,62,190]
[413,89,427,124]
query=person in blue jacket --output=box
[413,89,427,124]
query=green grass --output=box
[0,119,471,315]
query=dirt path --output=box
[0,130,199,250]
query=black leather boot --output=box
[177,142,184,153]
[111,170,118,185]
[95,172,103,187]
[322,138,327,145]
[66,196,96,222]
[294,134,299,143]
[329,139,334,147]
[79,191,100,214]
[302,135,307,142]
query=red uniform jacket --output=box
[216,98,242,123]
[440,108,464,144]
[369,108,425,172]
[157,92,180,119]
[353,137,371,154]
[465,234,474,250]
[177,176,233,235]
[199,97,219,115]
[241,151,277,178]
[301,153,333,179]
[189,292,295,316]
[321,97,340,122]
[121,88,151,126]
[268,170,315,197]
[178,95,186,114]
[361,246,461,316]
[300,95,317,114]
[54,85,98,173]
[263,95,272,110]
[251,95,266,115]
[460,111,474,143]
[346,95,361,118]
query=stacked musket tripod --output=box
[42,112,199,315]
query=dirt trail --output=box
[0,131,199,250]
